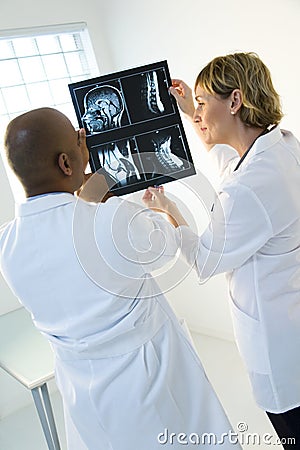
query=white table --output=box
[0,307,61,450]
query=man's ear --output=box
[230,89,242,114]
[58,153,73,176]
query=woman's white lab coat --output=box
[0,194,239,449]
[178,126,300,413]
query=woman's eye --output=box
[196,102,204,110]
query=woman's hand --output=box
[142,186,170,212]
[169,79,195,120]
[170,79,212,151]
[142,186,188,228]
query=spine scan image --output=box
[153,135,183,171]
[145,71,165,115]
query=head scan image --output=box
[81,85,124,134]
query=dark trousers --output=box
[266,406,300,449]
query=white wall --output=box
[0,0,299,416]
[98,0,300,136]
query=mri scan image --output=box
[96,139,142,188]
[136,127,189,180]
[121,68,174,123]
[144,70,165,115]
[81,84,125,134]
[69,60,195,195]
[152,134,184,171]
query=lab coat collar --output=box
[247,125,282,157]
[15,192,75,217]
[242,125,300,166]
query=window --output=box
[0,23,99,200]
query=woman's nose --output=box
[193,108,202,123]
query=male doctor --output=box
[0,107,240,449]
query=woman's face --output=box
[193,85,234,147]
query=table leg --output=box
[31,384,61,450]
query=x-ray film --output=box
[69,61,195,195]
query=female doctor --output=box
[143,52,300,449]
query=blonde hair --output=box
[195,52,283,128]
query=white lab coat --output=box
[0,194,239,449]
[177,126,300,413]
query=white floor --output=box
[0,332,283,450]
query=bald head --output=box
[4,107,85,196]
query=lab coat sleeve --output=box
[176,181,274,280]
[125,201,179,273]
